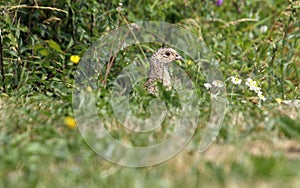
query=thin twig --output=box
[102,11,149,87]
[7,5,68,14]
[120,13,148,60]
[102,29,131,86]
[206,18,258,28]
[0,29,5,92]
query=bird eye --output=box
[165,52,171,56]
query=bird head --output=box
[151,48,184,65]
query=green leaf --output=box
[48,40,64,53]
[34,44,44,51]
[39,49,50,56]
[66,38,74,49]
[2,36,11,44]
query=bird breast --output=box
[148,63,171,86]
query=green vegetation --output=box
[1,0,300,187]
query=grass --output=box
[1,0,300,187]
[1,95,300,187]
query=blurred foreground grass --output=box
[1,95,300,187]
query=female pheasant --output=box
[144,48,183,95]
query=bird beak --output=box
[176,55,184,61]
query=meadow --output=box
[1,0,300,187]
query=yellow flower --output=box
[187,60,193,65]
[64,116,77,129]
[275,98,282,104]
[70,55,81,64]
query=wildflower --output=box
[187,60,193,65]
[64,116,77,129]
[257,92,267,101]
[275,98,282,104]
[70,55,81,65]
[245,78,261,93]
[245,78,256,87]
[204,83,212,89]
[260,25,268,33]
[116,3,123,12]
[212,80,224,88]
[230,76,242,85]
[252,86,261,93]
[216,0,223,6]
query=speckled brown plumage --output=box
[144,48,183,96]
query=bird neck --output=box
[149,59,171,85]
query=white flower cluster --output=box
[245,78,266,101]
[230,76,242,85]
[204,76,267,102]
